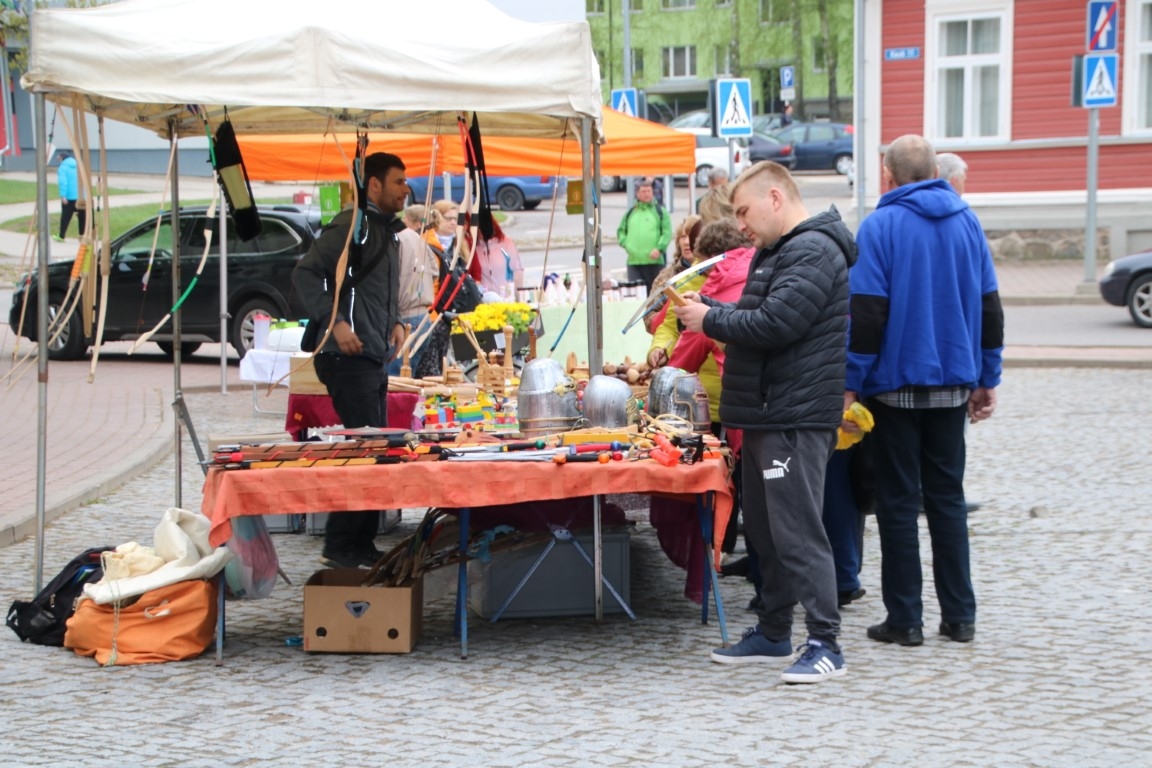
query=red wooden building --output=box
[857,0,1152,255]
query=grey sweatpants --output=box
[742,428,841,649]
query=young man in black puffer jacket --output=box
[674,160,857,684]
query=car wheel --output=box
[46,294,87,361]
[231,297,279,358]
[495,185,526,211]
[1126,274,1152,328]
[695,165,713,187]
[599,175,621,193]
[156,341,203,358]
[835,154,854,175]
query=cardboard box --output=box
[468,529,630,619]
[288,354,328,395]
[303,570,423,653]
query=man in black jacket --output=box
[674,160,856,684]
[292,152,409,569]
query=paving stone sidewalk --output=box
[0,367,1149,766]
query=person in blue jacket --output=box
[846,134,1003,648]
[55,150,85,242]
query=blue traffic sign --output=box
[1086,1,1118,52]
[779,66,795,89]
[714,78,753,138]
[610,88,638,117]
[1083,53,1118,108]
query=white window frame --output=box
[662,0,695,9]
[662,46,697,78]
[923,0,1013,144]
[586,0,606,14]
[715,0,732,7]
[1123,0,1152,135]
[760,0,788,26]
[715,44,733,75]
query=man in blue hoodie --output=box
[847,135,1003,647]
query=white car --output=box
[675,127,751,187]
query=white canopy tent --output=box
[20,0,607,588]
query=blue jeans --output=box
[822,448,862,593]
[387,312,428,377]
[869,400,974,629]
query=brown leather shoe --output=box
[867,621,924,646]
[939,621,976,642]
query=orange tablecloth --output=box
[202,458,734,567]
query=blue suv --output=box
[406,174,565,211]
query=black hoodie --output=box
[701,207,858,430]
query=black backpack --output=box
[6,547,112,646]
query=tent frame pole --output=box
[32,93,51,592]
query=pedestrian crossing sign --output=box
[714,78,753,138]
[610,88,638,117]
[1082,53,1118,108]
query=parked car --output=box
[768,122,855,174]
[1099,249,1152,328]
[748,131,796,169]
[675,127,750,186]
[668,109,782,135]
[406,173,565,212]
[9,205,322,360]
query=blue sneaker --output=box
[710,626,793,665]
[781,639,846,684]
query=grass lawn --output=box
[0,178,138,204]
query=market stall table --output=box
[202,455,733,657]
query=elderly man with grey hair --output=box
[936,152,968,195]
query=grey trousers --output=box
[742,428,841,649]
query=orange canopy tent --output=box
[237,107,694,181]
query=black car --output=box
[9,204,322,360]
[1099,249,1152,328]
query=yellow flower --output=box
[451,303,535,335]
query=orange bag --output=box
[63,579,218,665]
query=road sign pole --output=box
[1084,107,1099,287]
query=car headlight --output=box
[1102,261,1115,278]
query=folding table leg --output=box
[697,492,729,645]
[453,507,471,659]
[489,538,558,622]
[214,570,226,665]
[564,530,637,620]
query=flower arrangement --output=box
[450,302,535,335]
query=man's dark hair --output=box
[363,152,405,181]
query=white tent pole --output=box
[219,199,228,392]
[170,129,184,507]
[32,93,50,592]
[581,117,602,374]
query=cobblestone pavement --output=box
[1,366,1150,766]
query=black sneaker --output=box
[867,621,924,646]
[939,621,976,642]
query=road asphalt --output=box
[1,172,1151,765]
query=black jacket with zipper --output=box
[701,208,857,430]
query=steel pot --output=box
[582,375,636,428]
[517,357,580,437]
